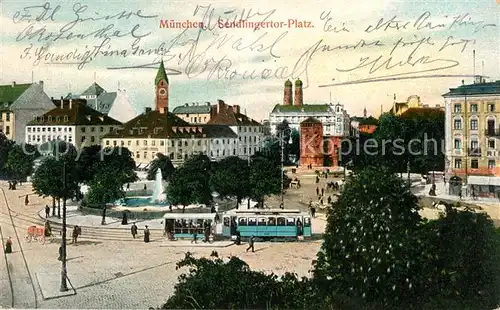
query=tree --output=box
[313,167,424,307]
[95,147,137,184]
[74,145,102,184]
[249,153,281,207]
[86,167,126,205]
[290,128,300,161]
[162,252,323,309]
[209,156,250,207]
[167,154,212,211]
[147,153,175,181]
[0,133,15,178]
[276,119,292,163]
[5,143,39,181]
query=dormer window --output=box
[56,116,60,122]
[40,116,44,122]
[64,115,68,122]
[48,116,52,122]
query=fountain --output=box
[150,168,166,203]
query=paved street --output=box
[0,181,322,309]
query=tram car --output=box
[162,213,217,240]
[221,209,312,239]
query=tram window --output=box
[238,218,247,226]
[267,217,276,226]
[286,217,296,226]
[277,217,286,226]
[257,218,267,226]
[197,219,203,227]
[303,217,311,227]
[248,218,257,226]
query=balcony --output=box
[484,128,500,137]
[468,147,482,156]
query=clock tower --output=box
[155,60,169,114]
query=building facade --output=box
[390,94,444,116]
[171,103,214,124]
[269,79,350,137]
[101,61,263,166]
[0,81,55,144]
[443,77,500,197]
[300,117,325,167]
[25,99,122,149]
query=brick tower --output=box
[155,60,169,113]
[283,79,293,105]
[294,79,303,106]
[300,117,323,167]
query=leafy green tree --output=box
[167,154,212,211]
[86,167,126,205]
[290,128,300,161]
[209,156,250,207]
[162,252,324,309]
[249,153,281,207]
[147,153,175,181]
[74,145,102,184]
[0,133,15,178]
[5,143,39,181]
[95,147,137,184]
[314,167,423,307]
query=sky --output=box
[0,0,498,121]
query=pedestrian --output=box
[144,225,150,243]
[235,230,241,245]
[44,221,52,237]
[459,189,462,200]
[58,245,63,261]
[143,184,147,191]
[246,235,255,252]
[130,222,138,239]
[25,195,29,206]
[72,225,81,244]
[191,232,198,244]
[315,176,319,184]
[126,183,130,190]
[45,205,50,218]
[311,207,316,218]
[101,206,107,225]
[316,187,319,196]
[321,188,324,196]
[5,237,12,254]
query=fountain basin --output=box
[115,196,170,207]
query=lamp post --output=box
[279,128,292,209]
[60,161,68,292]
[407,160,411,189]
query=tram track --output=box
[0,187,39,309]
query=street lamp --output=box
[211,191,219,212]
[60,161,68,292]
[407,160,411,189]
[279,128,292,209]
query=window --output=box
[100,127,104,132]
[454,139,461,149]
[184,141,188,146]
[91,136,95,143]
[303,217,311,227]
[178,141,182,147]
[143,140,147,146]
[238,218,247,226]
[121,141,124,146]
[81,127,86,133]
[136,140,139,146]
[488,160,496,169]
[136,152,140,158]
[81,136,86,142]
[223,217,230,227]
[470,104,478,112]
[5,126,9,135]
[5,112,10,121]
[487,103,495,112]
[454,104,461,113]
[106,140,110,146]
[277,217,285,226]
[160,141,164,146]
[257,218,266,226]
[143,152,147,158]
[470,140,479,149]
[454,119,462,130]
[454,159,462,168]
[90,127,95,132]
[27,127,31,133]
[267,217,276,226]
[470,119,478,130]
[113,140,117,146]
[488,140,495,149]
[286,217,296,226]
[128,141,131,146]
[471,159,479,169]
[152,140,156,146]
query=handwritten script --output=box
[12,3,497,87]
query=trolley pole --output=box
[60,161,68,292]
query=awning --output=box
[136,163,146,169]
[467,176,500,186]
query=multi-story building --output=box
[0,81,55,144]
[171,103,215,124]
[269,79,350,137]
[25,99,122,148]
[350,108,378,137]
[443,77,500,198]
[65,82,137,124]
[101,61,263,166]
[390,94,444,116]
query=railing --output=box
[484,128,500,137]
[468,147,482,156]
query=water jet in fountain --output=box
[150,169,166,203]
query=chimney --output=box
[294,79,303,106]
[232,105,240,114]
[69,99,73,109]
[39,80,44,90]
[217,99,224,114]
[162,107,167,114]
[283,80,293,105]
[60,96,64,109]
[474,75,482,84]
[145,107,152,113]
[11,81,16,87]
[51,97,54,100]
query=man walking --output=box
[144,225,150,243]
[246,235,255,253]
[45,205,50,218]
[131,223,138,239]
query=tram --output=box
[221,209,312,239]
[162,212,217,239]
